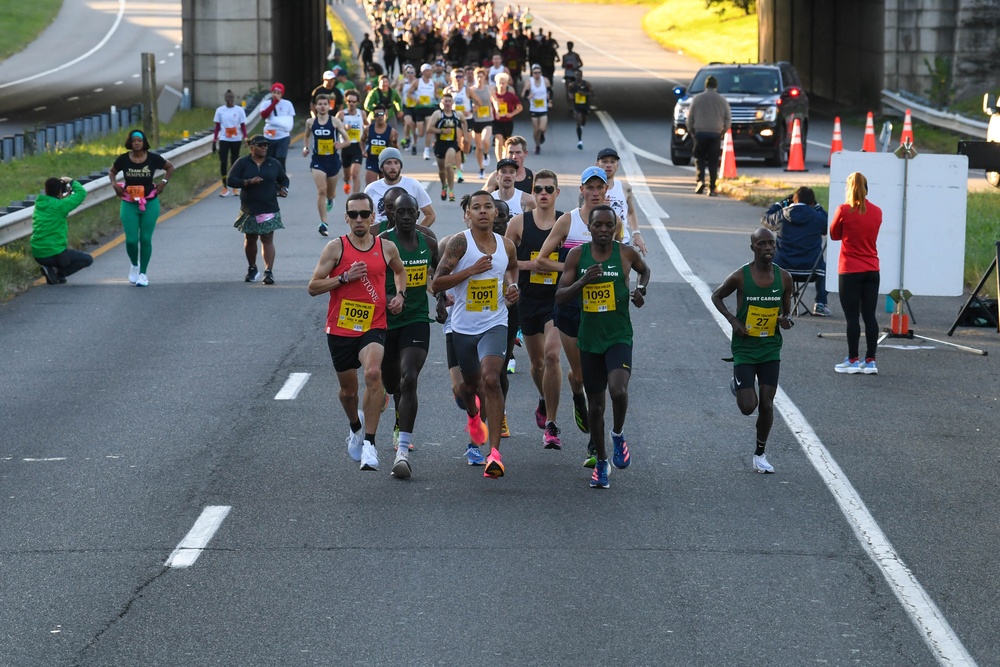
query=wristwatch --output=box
[636,284,647,296]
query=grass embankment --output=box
[0,0,64,62]
[0,109,223,302]
[643,0,757,64]
[326,5,358,79]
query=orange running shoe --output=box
[484,447,505,478]
[343,182,351,194]
[467,410,488,446]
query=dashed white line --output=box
[598,110,977,667]
[22,457,66,462]
[165,505,231,569]
[274,372,311,400]
[66,96,79,102]
[114,80,124,86]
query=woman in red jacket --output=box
[830,171,882,375]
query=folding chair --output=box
[786,240,827,316]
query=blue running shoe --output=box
[612,433,631,469]
[590,459,610,488]
[466,444,485,466]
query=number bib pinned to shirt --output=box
[497,102,508,116]
[582,281,615,312]
[532,98,546,109]
[338,299,375,332]
[746,304,779,337]
[225,127,238,138]
[466,278,498,312]
[405,264,428,288]
[347,128,361,142]
[529,251,559,284]
[317,138,334,155]
[476,105,491,119]
[440,127,456,141]
[574,92,587,105]
[125,185,145,200]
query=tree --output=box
[705,0,756,15]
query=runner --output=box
[491,73,523,160]
[426,92,468,202]
[567,70,594,150]
[485,136,534,194]
[363,104,398,186]
[259,82,295,169]
[536,167,620,467]
[444,67,474,184]
[337,89,367,196]
[307,193,408,472]
[379,193,440,479]
[430,191,520,478]
[561,41,583,105]
[410,63,439,160]
[398,65,419,153]
[303,94,352,237]
[363,75,404,126]
[522,64,551,155]
[212,90,247,197]
[364,147,436,227]
[710,227,794,474]
[311,71,345,117]
[597,147,648,255]
[469,68,494,179]
[493,158,535,217]
[505,169,565,449]
[487,53,510,90]
[556,205,650,488]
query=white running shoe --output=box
[135,273,149,287]
[360,441,379,471]
[391,448,411,479]
[423,147,431,160]
[346,409,365,461]
[484,155,490,167]
[861,359,879,375]
[753,454,775,474]
[506,358,516,374]
[128,265,140,284]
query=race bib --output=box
[224,127,238,138]
[370,143,385,155]
[746,305,779,337]
[337,299,375,332]
[476,105,491,119]
[455,104,465,112]
[532,98,545,109]
[405,263,428,288]
[466,278,498,312]
[419,95,431,105]
[497,102,508,116]
[126,185,145,199]
[574,92,587,105]
[347,128,361,142]
[265,128,277,137]
[529,251,559,285]
[317,138,334,155]
[582,281,615,313]
[440,127,455,141]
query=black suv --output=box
[671,62,809,167]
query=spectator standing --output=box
[687,75,731,197]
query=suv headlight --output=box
[674,104,687,124]
[755,105,778,122]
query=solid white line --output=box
[165,505,231,569]
[22,457,67,462]
[274,372,311,400]
[597,112,977,667]
[596,111,670,220]
[0,0,127,90]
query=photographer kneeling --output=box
[761,186,831,316]
[31,177,91,285]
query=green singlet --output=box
[731,263,784,365]
[576,242,632,354]
[380,227,432,329]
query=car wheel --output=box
[671,143,691,167]
[987,171,1000,188]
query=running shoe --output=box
[456,169,464,183]
[577,141,583,150]
[582,452,597,469]
[423,147,431,160]
[834,357,863,374]
[812,303,832,317]
[401,138,409,150]
[467,410,488,446]
[534,399,546,429]
[534,145,540,155]
[573,395,590,433]
[411,144,417,156]
[129,265,140,284]
[465,443,485,466]
[611,433,630,469]
[318,223,329,237]
[479,168,485,179]
[262,270,274,285]
[862,358,879,375]
[515,328,523,346]
[39,265,60,285]
[391,448,411,479]
[483,155,490,167]
[219,186,229,197]
[326,198,333,212]
[135,273,149,287]
[753,453,774,474]
[483,448,505,478]
[448,189,455,202]
[501,414,511,438]
[347,410,365,461]
[506,358,516,374]
[590,459,610,488]
[245,266,259,283]
[441,187,447,201]
[343,182,351,195]
[543,422,562,450]
[231,189,240,196]
[360,441,379,471]
[694,182,707,195]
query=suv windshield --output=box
[688,67,781,96]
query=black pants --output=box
[839,271,880,359]
[36,249,93,279]
[693,132,722,188]
[219,141,241,181]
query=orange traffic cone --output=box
[861,112,876,152]
[824,116,843,167]
[785,118,807,172]
[900,108,914,147]
[720,129,737,179]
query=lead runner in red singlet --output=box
[308,192,408,473]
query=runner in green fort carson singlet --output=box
[730,263,784,365]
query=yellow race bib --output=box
[746,305,779,337]
[466,278,498,312]
[419,95,431,106]
[338,299,375,332]
[317,138,334,155]
[476,105,491,119]
[405,263,428,288]
[347,128,361,142]
[497,102,508,116]
[574,92,587,105]
[455,104,465,112]
[529,251,559,285]
[440,127,455,141]
[582,281,616,313]
[370,143,385,155]
[532,98,545,109]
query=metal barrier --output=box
[881,90,989,138]
[1,104,143,163]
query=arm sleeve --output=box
[213,122,221,142]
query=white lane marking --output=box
[165,505,231,569]
[0,0,126,90]
[274,372,311,400]
[93,88,104,93]
[598,111,977,667]
[131,73,140,78]
[33,106,47,112]
[114,81,124,86]
[22,457,67,462]
[597,111,670,220]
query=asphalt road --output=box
[2,2,1000,666]
[0,0,182,137]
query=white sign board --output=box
[827,152,968,297]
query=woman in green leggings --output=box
[109,130,174,286]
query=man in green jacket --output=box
[31,177,91,284]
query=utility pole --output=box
[140,53,159,147]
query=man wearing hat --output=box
[259,83,296,169]
[596,147,647,255]
[364,147,436,228]
[687,74,731,196]
[311,71,345,117]
[334,67,357,95]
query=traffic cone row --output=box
[720,128,737,179]
[861,111,876,152]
